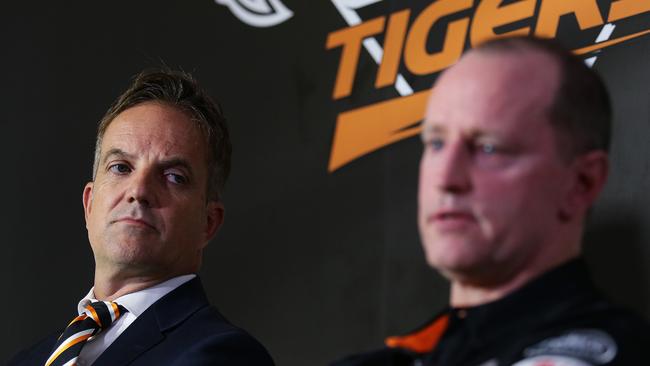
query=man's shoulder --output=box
[494,261,650,365]
[122,278,274,365]
[6,330,62,366]
[510,325,648,366]
[127,303,274,365]
[513,304,650,366]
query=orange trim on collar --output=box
[385,314,449,354]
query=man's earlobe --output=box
[560,151,609,220]
[577,150,609,203]
[203,201,225,246]
[82,182,94,222]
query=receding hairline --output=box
[446,36,611,157]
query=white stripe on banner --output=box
[331,0,414,96]
[585,23,616,68]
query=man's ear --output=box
[560,150,609,220]
[202,201,225,247]
[82,182,94,224]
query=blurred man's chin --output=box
[425,249,471,271]
[423,242,489,276]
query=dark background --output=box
[2,1,649,365]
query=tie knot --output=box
[45,301,128,366]
[83,301,127,330]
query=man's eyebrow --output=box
[101,149,196,177]
[160,157,194,175]
[102,148,134,165]
[422,124,446,138]
[466,128,498,140]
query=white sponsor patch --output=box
[215,0,293,28]
[513,355,593,366]
[524,330,617,364]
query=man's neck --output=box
[92,267,190,301]
[93,278,166,301]
[449,251,580,308]
[450,268,536,307]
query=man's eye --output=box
[477,142,497,155]
[108,163,131,174]
[428,137,444,151]
[165,173,187,185]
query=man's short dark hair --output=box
[475,36,611,158]
[93,68,231,201]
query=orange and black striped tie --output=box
[44,301,127,366]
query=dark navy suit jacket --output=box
[8,277,274,365]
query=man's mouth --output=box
[113,217,157,231]
[433,211,475,221]
[428,209,476,230]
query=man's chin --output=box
[105,230,161,247]
[98,243,161,267]
[422,235,480,263]
[424,250,491,281]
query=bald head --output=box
[470,37,611,159]
[426,47,561,156]
[417,37,610,291]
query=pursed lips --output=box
[111,216,158,231]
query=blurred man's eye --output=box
[472,141,516,169]
[165,172,188,185]
[477,142,496,155]
[428,137,444,151]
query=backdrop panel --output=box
[2,1,650,365]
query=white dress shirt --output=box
[74,274,196,366]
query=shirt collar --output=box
[77,274,196,317]
[450,258,595,342]
[386,258,597,354]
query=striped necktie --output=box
[45,301,127,366]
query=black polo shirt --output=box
[333,259,650,366]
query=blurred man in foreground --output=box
[335,36,649,365]
[9,69,274,365]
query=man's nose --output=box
[126,169,158,207]
[430,141,472,194]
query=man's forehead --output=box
[436,49,558,98]
[105,103,198,137]
[100,104,206,161]
[424,49,559,130]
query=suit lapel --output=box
[93,311,165,366]
[93,277,210,366]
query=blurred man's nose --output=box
[427,139,472,195]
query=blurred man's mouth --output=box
[428,209,476,231]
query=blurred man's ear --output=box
[560,150,609,221]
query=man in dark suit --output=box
[9,69,274,365]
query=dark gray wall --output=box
[2,1,649,365]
